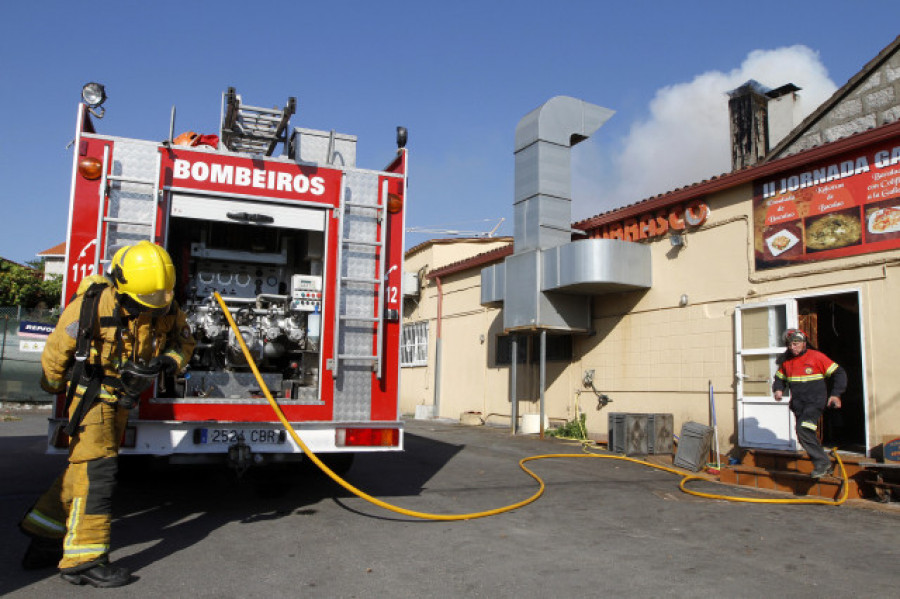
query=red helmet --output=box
[783,328,807,344]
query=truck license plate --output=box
[195,428,287,445]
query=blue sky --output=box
[1,1,898,264]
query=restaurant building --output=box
[401,35,900,459]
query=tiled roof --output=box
[426,243,514,279]
[0,256,33,269]
[37,241,66,256]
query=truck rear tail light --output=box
[336,427,399,447]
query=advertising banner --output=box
[18,321,54,338]
[753,138,900,270]
[17,321,52,352]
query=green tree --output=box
[0,261,62,308]
[41,274,63,308]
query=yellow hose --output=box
[213,292,849,518]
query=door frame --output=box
[736,287,870,455]
[792,287,870,455]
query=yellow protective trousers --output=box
[21,388,129,572]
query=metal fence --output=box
[0,306,59,402]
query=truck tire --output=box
[318,453,355,476]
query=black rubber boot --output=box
[60,562,133,588]
[21,537,63,570]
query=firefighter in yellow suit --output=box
[20,241,195,588]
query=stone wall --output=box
[782,45,900,155]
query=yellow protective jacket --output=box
[40,278,196,396]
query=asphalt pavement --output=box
[1,406,898,598]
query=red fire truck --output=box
[49,84,408,472]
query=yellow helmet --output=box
[109,241,175,310]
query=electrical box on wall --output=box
[402,271,419,298]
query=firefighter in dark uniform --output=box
[772,328,847,479]
[19,241,195,587]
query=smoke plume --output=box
[573,46,838,220]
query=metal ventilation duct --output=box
[514,96,615,252]
[481,96,652,333]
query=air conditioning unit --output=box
[608,413,647,456]
[674,422,714,472]
[648,413,674,454]
[609,413,673,456]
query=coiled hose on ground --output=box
[213,292,849,519]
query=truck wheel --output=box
[318,453,355,476]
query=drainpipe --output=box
[433,276,443,419]
[510,335,517,434]
[539,329,546,439]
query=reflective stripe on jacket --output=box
[772,348,847,405]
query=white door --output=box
[734,300,798,450]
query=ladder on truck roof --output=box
[329,175,389,379]
[220,87,296,156]
[92,143,161,275]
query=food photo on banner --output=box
[753,139,900,270]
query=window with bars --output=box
[401,321,429,367]
[495,334,527,366]
[495,334,573,366]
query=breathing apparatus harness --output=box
[62,280,168,436]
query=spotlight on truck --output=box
[82,82,107,118]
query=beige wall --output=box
[401,238,584,428]
[860,261,900,435]
[42,257,65,279]
[400,239,511,419]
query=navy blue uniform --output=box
[773,348,847,473]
